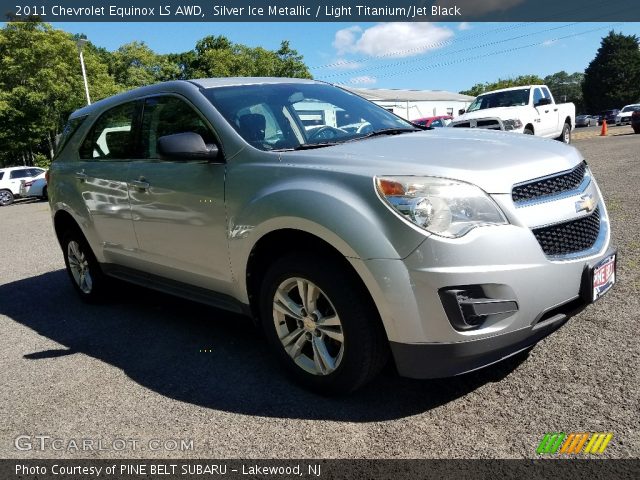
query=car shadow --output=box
[0,271,528,422]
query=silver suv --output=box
[49,78,616,394]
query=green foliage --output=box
[189,36,312,79]
[33,153,50,169]
[543,71,585,113]
[460,75,544,96]
[0,22,311,167]
[583,31,640,113]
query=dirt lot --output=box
[1,132,638,459]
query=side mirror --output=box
[458,109,466,115]
[535,98,552,107]
[157,132,220,161]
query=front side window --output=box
[80,102,137,160]
[0,172,4,180]
[533,88,544,106]
[140,96,217,159]
[203,83,415,151]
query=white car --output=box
[19,171,48,200]
[451,85,576,143]
[615,104,640,125]
[0,166,46,206]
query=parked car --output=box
[600,109,620,125]
[19,171,48,200]
[632,110,640,134]
[615,104,640,126]
[451,85,575,143]
[412,115,453,128]
[49,78,616,394]
[576,114,596,127]
[0,166,46,206]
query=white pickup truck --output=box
[451,85,576,143]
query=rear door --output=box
[74,100,141,266]
[127,95,230,292]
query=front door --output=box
[127,95,230,292]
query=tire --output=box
[259,252,389,395]
[557,122,571,144]
[523,128,534,135]
[41,186,48,201]
[0,189,14,206]
[634,128,640,134]
[61,228,109,303]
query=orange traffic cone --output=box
[600,119,608,136]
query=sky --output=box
[53,21,640,93]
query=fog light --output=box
[439,286,518,331]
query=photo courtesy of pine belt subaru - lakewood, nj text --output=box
[48,78,616,394]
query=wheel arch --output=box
[245,228,393,341]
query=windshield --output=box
[467,89,530,112]
[203,83,416,151]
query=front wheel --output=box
[0,189,14,206]
[557,123,571,144]
[259,253,388,394]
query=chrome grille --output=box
[532,207,600,256]
[512,162,587,203]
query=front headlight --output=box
[502,119,523,131]
[375,176,508,238]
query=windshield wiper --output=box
[275,142,341,151]
[350,127,421,141]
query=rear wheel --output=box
[0,189,14,206]
[557,122,571,144]
[40,186,48,201]
[259,253,388,394]
[61,229,109,302]
[523,128,534,135]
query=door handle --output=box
[128,178,150,190]
[554,108,558,112]
[544,110,549,113]
[75,171,88,181]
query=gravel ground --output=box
[1,134,638,460]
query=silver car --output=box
[49,78,617,394]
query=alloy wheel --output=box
[67,240,93,294]
[272,277,344,376]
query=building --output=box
[342,87,475,121]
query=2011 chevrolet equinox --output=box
[49,78,616,394]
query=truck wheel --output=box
[523,128,534,135]
[0,189,13,206]
[259,252,388,395]
[61,228,109,303]
[558,123,571,144]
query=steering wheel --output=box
[308,126,346,141]
[356,122,373,134]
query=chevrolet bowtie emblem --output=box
[575,194,596,214]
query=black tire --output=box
[523,128,534,135]
[41,186,48,201]
[557,122,571,144]
[0,189,14,206]
[634,127,640,134]
[61,228,109,303]
[259,252,389,395]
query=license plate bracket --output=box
[581,250,616,303]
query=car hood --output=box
[284,128,583,194]
[453,107,526,123]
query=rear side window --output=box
[542,87,552,100]
[10,169,30,179]
[140,96,216,159]
[54,115,87,160]
[80,102,138,160]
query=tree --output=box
[109,41,182,88]
[189,35,311,79]
[0,21,118,166]
[544,71,585,113]
[460,75,543,96]
[583,31,640,113]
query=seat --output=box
[237,113,266,144]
